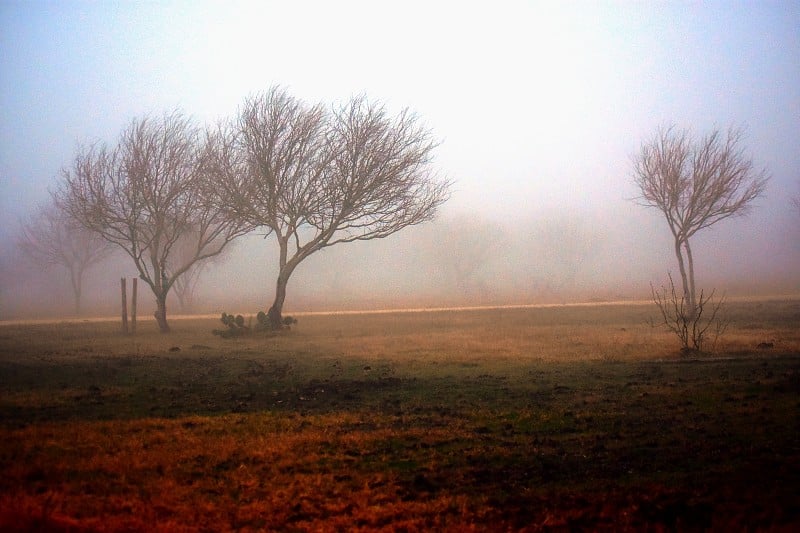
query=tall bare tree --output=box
[58,112,252,332]
[220,88,450,328]
[633,125,769,319]
[17,200,112,315]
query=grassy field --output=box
[1,299,799,531]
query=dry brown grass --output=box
[3,299,798,362]
[1,298,798,530]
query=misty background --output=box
[1,1,799,319]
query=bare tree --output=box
[58,111,252,332]
[17,200,112,315]
[221,88,450,328]
[633,125,768,319]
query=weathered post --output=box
[131,277,138,334]
[120,278,129,334]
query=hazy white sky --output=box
[1,0,799,313]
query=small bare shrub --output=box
[650,273,728,355]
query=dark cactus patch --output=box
[212,311,298,338]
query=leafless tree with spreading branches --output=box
[17,199,113,315]
[57,111,252,332]
[219,87,450,328]
[633,125,769,321]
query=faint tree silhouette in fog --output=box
[218,88,450,328]
[526,214,602,300]
[171,262,204,314]
[632,125,768,320]
[17,199,112,315]
[170,228,233,313]
[428,214,507,302]
[794,184,800,217]
[58,112,252,332]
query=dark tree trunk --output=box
[267,233,305,330]
[267,271,289,330]
[154,293,170,333]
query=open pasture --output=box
[1,300,799,530]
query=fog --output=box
[2,201,797,320]
[1,1,799,320]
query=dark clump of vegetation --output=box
[212,311,298,338]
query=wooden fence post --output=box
[131,277,138,334]
[121,278,129,334]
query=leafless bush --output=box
[650,273,728,354]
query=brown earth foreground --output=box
[1,300,798,530]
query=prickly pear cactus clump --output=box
[212,313,249,338]
[212,311,298,338]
